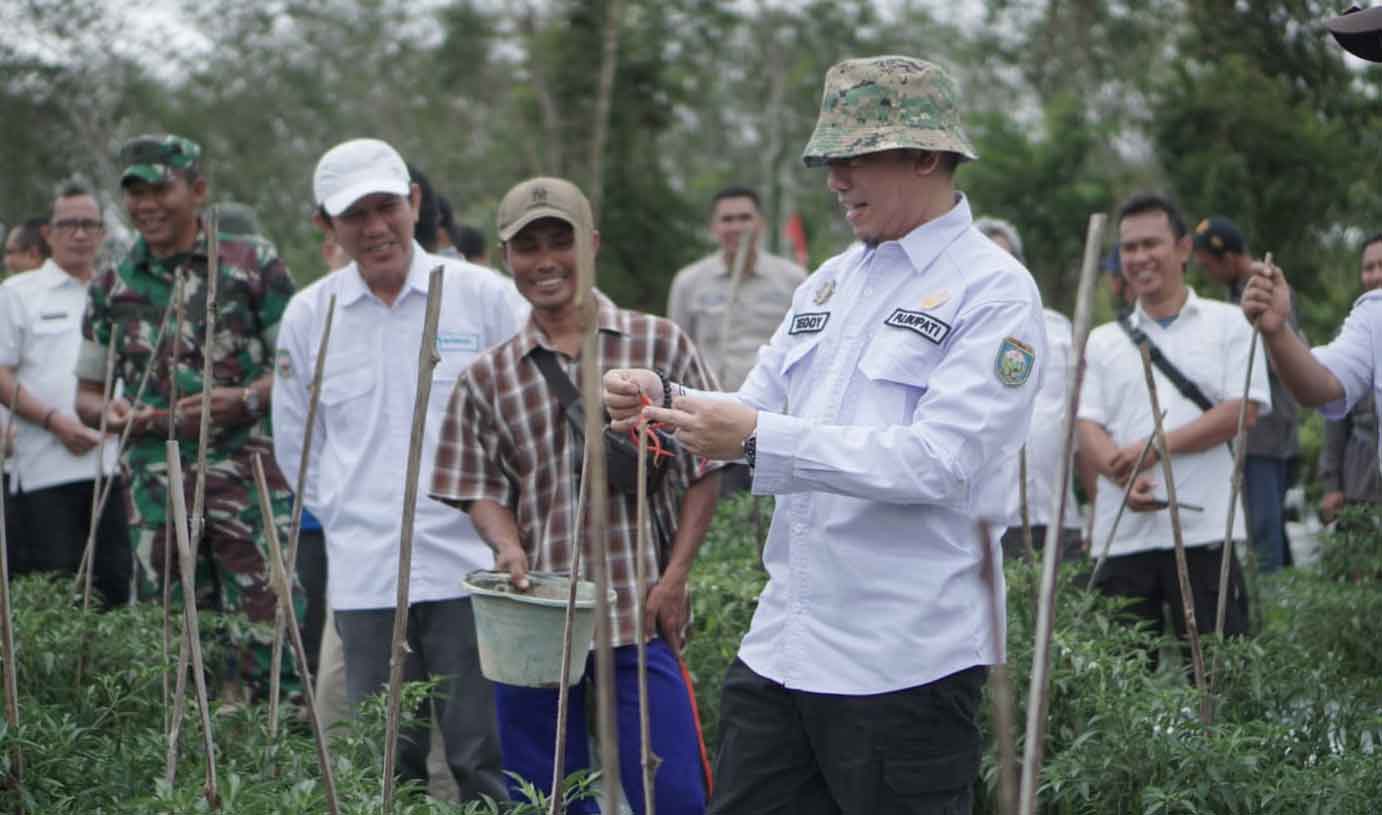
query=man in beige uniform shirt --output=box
[667,186,805,492]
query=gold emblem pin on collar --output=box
[920,289,951,310]
[814,279,836,306]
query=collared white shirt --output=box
[0,260,118,492]
[1079,289,1271,557]
[1007,308,1080,529]
[1313,290,1382,471]
[707,194,1047,695]
[272,243,525,611]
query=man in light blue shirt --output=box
[605,56,1047,815]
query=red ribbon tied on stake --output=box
[629,393,674,461]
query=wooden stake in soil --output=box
[72,293,179,594]
[0,380,24,810]
[168,212,225,783]
[548,452,591,815]
[633,426,660,815]
[1207,254,1270,702]
[1018,446,1036,564]
[977,521,1016,815]
[1138,343,1211,725]
[381,266,445,815]
[267,294,336,755]
[74,325,121,688]
[162,272,187,734]
[165,442,219,810]
[1087,421,1163,586]
[1018,213,1105,815]
[253,455,340,815]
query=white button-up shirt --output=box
[1314,290,1382,470]
[1079,289,1270,557]
[709,195,1047,695]
[1007,308,1080,529]
[0,260,118,492]
[272,243,525,611]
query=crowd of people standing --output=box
[4,12,1382,814]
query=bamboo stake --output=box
[168,212,224,785]
[74,325,121,687]
[165,442,219,810]
[1087,420,1164,586]
[72,293,179,594]
[167,214,223,784]
[162,272,186,736]
[977,521,1015,815]
[1207,254,1270,701]
[1018,447,1036,564]
[1138,343,1211,725]
[548,454,591,815]
[587,0,626,217]
[381,266,445,814]
[253,455,340,814]
[0,380,24,810]
[1018,213,1105,815]
[633,427,659,815]
[267,294,337,756]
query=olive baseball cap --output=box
[801,55,978,167]
[119,134,202,187]
[496,177,593,241]
[1326,5,1382,63]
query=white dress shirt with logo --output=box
[272,243,525,611]
[0,259,118,492]
[691,195,1048,695]
[1312,290,1382,471]
[1078,289,1271,558]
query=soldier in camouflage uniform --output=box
[74,134,298,697]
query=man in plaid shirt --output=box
[430,177,722,814]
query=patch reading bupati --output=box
[883,308,952,345]
[789,312,830,335]
[994,336,1036,387]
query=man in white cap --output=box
[271,137,521,801]
[604,56,1047,814]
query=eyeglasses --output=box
[52,219,104,235]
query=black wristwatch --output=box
[742,430,757,468]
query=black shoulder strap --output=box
[528,347,587,440]
[1117,314,1215,413]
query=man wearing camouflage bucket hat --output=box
[73,133,301,701]
[604,56,1047,813]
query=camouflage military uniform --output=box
[81,221,299,694]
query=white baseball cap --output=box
[313,138,411,217]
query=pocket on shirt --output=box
[320,368,375,407]
[779,332,824,378]
[858,335,942,389]
[33,316,76,337]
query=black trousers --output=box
[294,529,327,676]
[10,477,131,609]
[708,659,986,815]
[1093,543,1250,671]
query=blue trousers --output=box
[494,638,707,815]
[1242,455,1289,574]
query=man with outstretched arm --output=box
[604,56,1046,815]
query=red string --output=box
[628,393,674,460]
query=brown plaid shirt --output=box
[430,291,723,646]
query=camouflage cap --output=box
[801,56,977,167]
[496,177,593,242]
[119,134,202,187]
[211,202,262,237]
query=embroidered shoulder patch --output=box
[276,348,295,380]
[788,312,830,335]
[995,337,1035,387]
[884,308,952,345]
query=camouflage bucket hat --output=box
[801,56,978,167]
[118,134,202,187]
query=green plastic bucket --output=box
[463,570,612,688]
